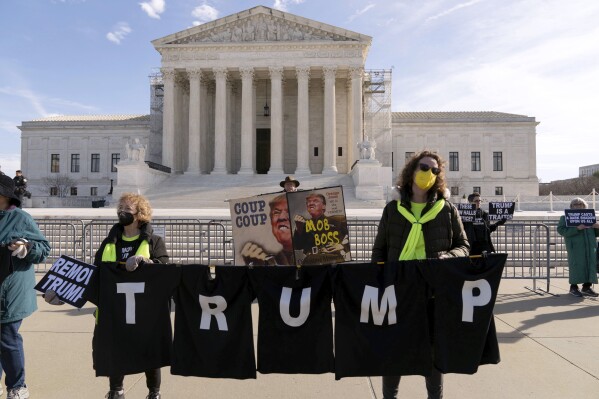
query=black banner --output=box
[84,256,506,379]
[249,265,334,374]
[172,265,256,379]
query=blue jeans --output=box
[0,320,26,390]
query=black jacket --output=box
[462,209,504,255]
[371,195,469,263]
[93,222,169,267]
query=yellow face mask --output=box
[414,170,436,191]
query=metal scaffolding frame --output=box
[363,69,392,168]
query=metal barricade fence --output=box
[82,219,229,265]
[492,222,553,292]
[35,219,83,272]
[34,217,574,292]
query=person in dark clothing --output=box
[0,174,51,399]
[462,193,506,255]
[371,150,469,399]
[95,193,168,399]
[13,171,31,207]
[47,193,168,399]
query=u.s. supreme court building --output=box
[18,5,539,206]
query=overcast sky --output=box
[1,0,598,182]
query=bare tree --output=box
[539,176,599,195]
[42,174,76,198]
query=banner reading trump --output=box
[288,186,351,265]
[230,193,296,266]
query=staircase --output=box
[144,173,387,209]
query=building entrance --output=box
[256,128,271,174]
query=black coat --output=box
[462,209,504,255]
[371,196,469,263]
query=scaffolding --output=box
[363,69,392,168]
[148,69,164,164]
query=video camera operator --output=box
[13,170,31,206]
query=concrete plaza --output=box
[19,276,599,398]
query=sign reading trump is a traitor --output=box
[34,255,96,308]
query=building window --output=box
[111,153,120,172]
[71,154,80,173]
[450,186,459,196]
[50,187,58,196]
[473,186,481,194]
[471,152,481,171]
[314,147,319,157]
[337,147,342,157]
[495,186,503,195]
[91,154,100,173]
[405,152,415,163]
[90,187,98,196]
[449,152,459,171]
[51,154,60,173]
[493,151,503,171]
[70,187,77,196]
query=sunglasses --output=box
[418,163,441,175]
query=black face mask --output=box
[118,211,135,226]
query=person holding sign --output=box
[0,174,51,399]
[83,193,168,399]
[463,193,506,255]
[557,198,599,298]
[371,150,469,399]
[280,175,300,193]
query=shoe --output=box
[569,287,583,297]
[581,287,599,297]
[105,390,125,399]
[146,392,161,399]
[6,386,29,399]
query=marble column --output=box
[268,66,284,174]
[239,67,254,175]
[350,67,364,166]
[212,67,228,174]
[295,66,311,175]
[323,66,338,174]
[161,68,176,170]
[186,69,202,175]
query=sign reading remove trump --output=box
[34,255,96,308]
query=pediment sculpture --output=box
[171,15,357,44]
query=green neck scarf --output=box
[396,199,445,260]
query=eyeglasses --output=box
[418,163,441,175]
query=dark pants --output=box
[0,320,26,390]
[109,369,161,392]
[382,367,443,399]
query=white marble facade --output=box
[17,6,540,202]
[152,5,370,175]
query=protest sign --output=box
[34,255,96,308]
[488,202,515,221]
[287,186,351,265]
[564,209,596,227]
[230,193,295,266]
[457,203,476,223]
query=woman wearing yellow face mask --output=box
[371,150,469,399]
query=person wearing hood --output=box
[0,174,51,399]
[371,150,469,399]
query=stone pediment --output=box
[153,5,371,46]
